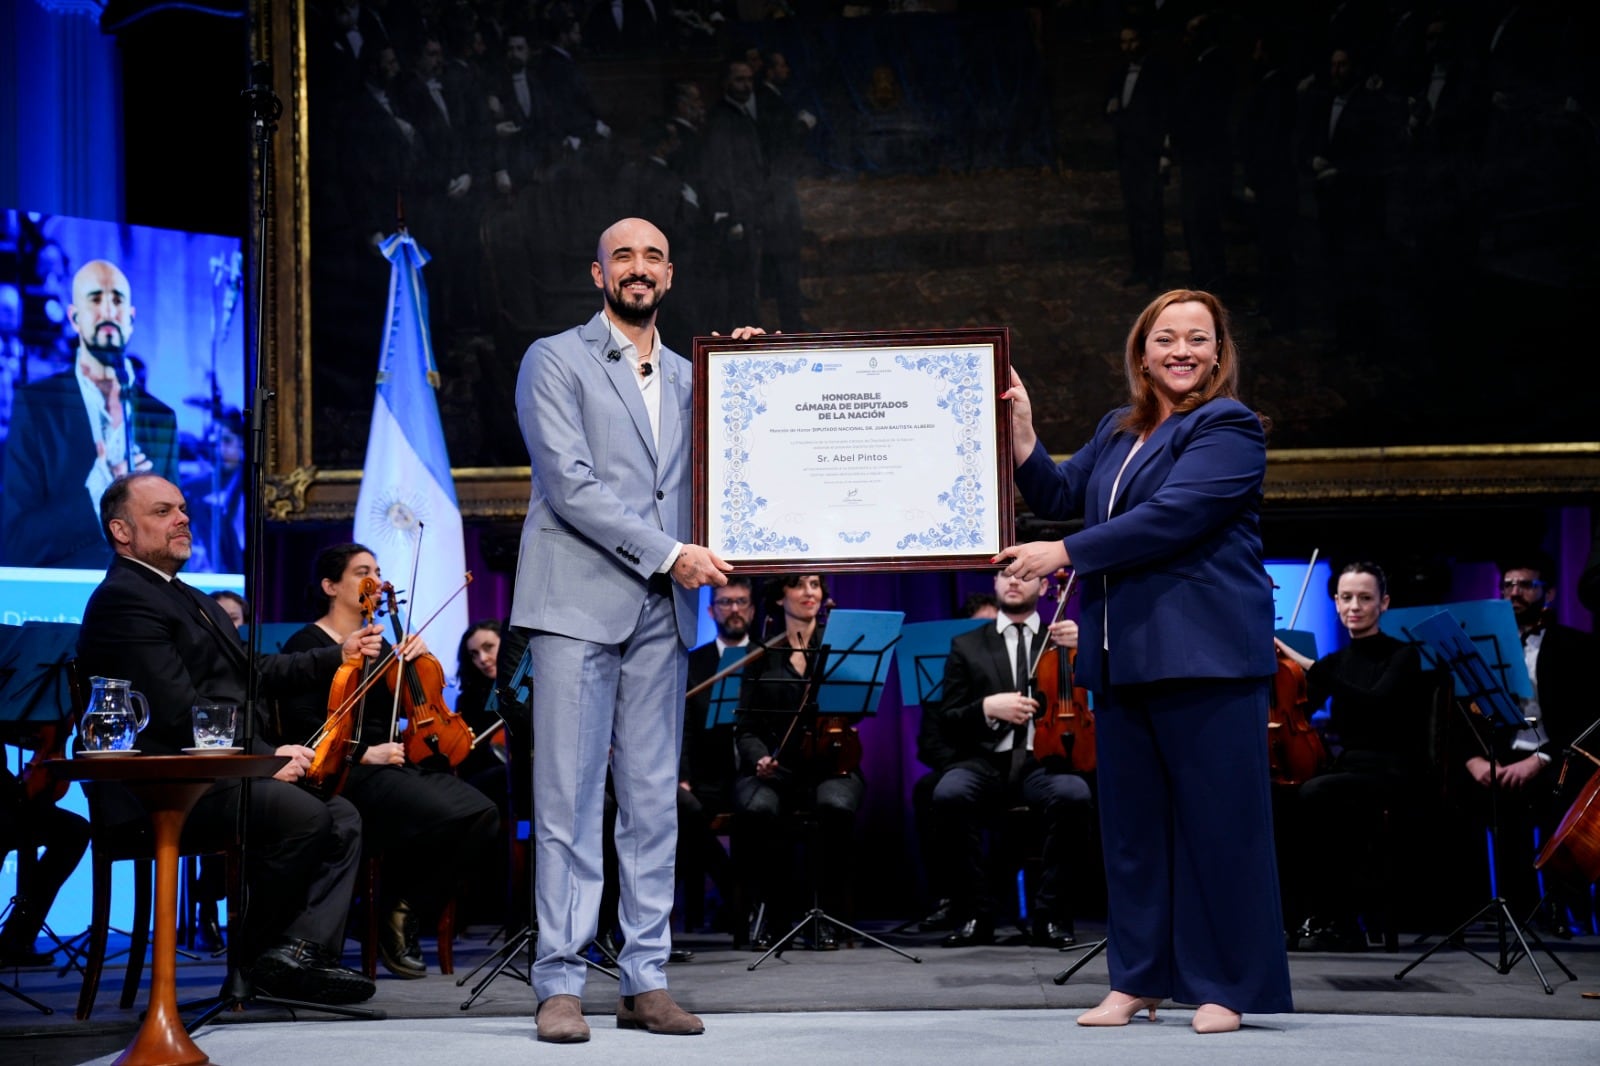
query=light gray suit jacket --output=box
[511,310,700,648]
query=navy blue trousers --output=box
[1095,676,1293,1014]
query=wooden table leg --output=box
[115,782,210,1066]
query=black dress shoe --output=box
[379,900,427,979]
[940,918,995,948]
[919,899,958,932]
[668,948,695,963]
[195,901,225,953]
[747,909,771,952]
[809,920,838,951]
[252,939,376,1004]
[1033,920,1076,949]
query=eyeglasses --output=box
[1500,579,1545,592]
[713,597,752,610]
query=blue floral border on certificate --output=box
[716,356,815,555]
[892,350,988,552]
[715,349,989,556]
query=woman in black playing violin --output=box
[732,573,863,950]
[1274,561,1427,951]
[275,543,499,979]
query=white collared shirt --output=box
[991,612,1040,752]
[603,313,662,448]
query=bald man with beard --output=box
[511,217,761,1042]
[1,259,177,567]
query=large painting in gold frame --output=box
[254,3,1600,523]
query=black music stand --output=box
[744,611,921,970]
[1393,611,1573,993]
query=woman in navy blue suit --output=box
[995,290,1292,1034]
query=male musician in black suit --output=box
[75,473,385,1004]
[1,260,178,568]
[928,571,1092,948]
[1464,552,1599,918]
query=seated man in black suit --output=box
[75,472,386,1004]
[928,571,1093,948]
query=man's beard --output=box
[82,322,127,364]
[719,616,749,642]
[604,277,663,325]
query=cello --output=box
[1268,552,1329,787]
[1028,570,1095,773]
[1535,747,1600,887]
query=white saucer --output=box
[182,746,244,756]
[79,749,141,758]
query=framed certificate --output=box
[692,328,1014,574]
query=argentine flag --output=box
[353,231,468,674]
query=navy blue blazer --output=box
[1014,398,1276,691]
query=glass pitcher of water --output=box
[80,676,152,752]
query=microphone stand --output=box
[184,60,380,1029]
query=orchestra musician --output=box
[997,289,1292,1033]
[453,620,513,806]
[1274,562,1428,951]
[274,544,499,980]
[1464,552,1599,921]
[927,570,1092,949]
[75,473,378,1004]
[732,573,862,951]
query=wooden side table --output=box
[49,754,285,1066]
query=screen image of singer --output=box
[0,209,246,935]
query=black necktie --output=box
[1010,623,1031,780]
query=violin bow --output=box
[388,523,428,742]
[1028,570,1075,681]
[1286,549,1320,630]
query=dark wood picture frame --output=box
[692,328,1013,574]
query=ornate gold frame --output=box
[256,3,1600,522]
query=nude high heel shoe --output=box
[1191,1004,1241,1034]
[1075,992,1162,1027]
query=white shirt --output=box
[1101,435,1146,651]
[603,313,662,448]
[512,71,532,117]
[990,613,1040,753]
[1512,629,1552,756]
[603,314,681,575]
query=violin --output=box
[1267,647,1327,787]
[1029,570,1095,773]
[304,576,384,798]
[1268,552,1329,787]
[800,714,863,778]
[382,581,477,770]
